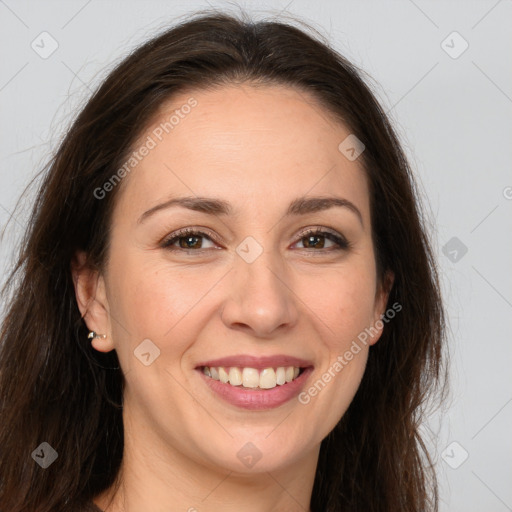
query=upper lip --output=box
[196,355,314,370]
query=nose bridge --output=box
[236,237,284,296]
[220,233,298,336]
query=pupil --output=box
[181,236,200,249]
[305,235,324,249]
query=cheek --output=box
[312,264,378,347]
[106,251,214,367]
[110,241,201,323]
[298,270,376,427]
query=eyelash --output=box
[160,227,351,254]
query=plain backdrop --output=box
[1,1,511,511]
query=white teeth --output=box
[228,367,242,386]
[202,365,303,389]
[275,367,286,386]
[259,368,276,389]
[242,368,259,388]
[218,367,229,383]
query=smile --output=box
[197,365,313,410]
[202,365,304,390]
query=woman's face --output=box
[83,83,390,474]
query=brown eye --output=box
[160,227,350,254]
[294,228,350,251]
[161,229,217,251]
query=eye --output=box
[160,227,350,254]
[161,228,219,252]
[292,227,350,251]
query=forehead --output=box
[113,83,370,225]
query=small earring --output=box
[88,331,107,340]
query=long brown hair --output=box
[0,9,447,511]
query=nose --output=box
[220,247,299,338]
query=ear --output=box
[71,250,115,353]
[368,269,395,346]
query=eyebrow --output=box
[137,195,363,225]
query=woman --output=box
[0,9,446,512]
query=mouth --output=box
[194,355,314,410]
[200,365,306,390]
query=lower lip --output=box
[197,367,313,410]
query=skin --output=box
[73,83,392,512]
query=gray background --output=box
[1,1,511,510]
